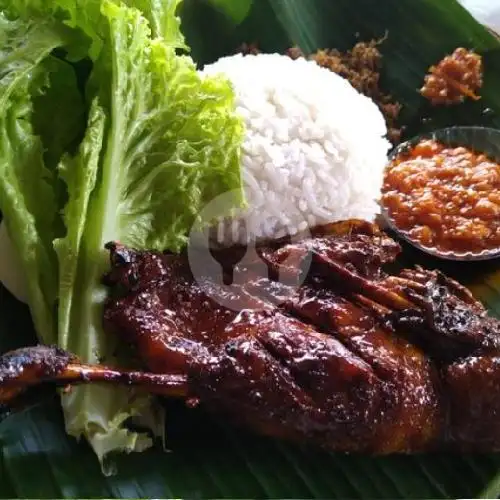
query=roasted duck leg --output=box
[0,345,188,404]
[1,220,500,454]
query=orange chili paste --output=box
[382,139,500,254]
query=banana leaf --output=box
[2,0,500,497]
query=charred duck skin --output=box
[0,345,188,410]
[1,220,500,453]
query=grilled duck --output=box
[1,220,500,454]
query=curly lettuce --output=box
[0,15,84,343]
[0,0,244,463]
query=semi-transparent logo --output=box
[187,190,312,312]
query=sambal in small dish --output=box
[382,128,500,260]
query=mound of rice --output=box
[200,53,391,245]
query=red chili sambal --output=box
[382,139,500,254]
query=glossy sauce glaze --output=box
[382,139,500,254]
[100,221,500,453]
[3,221,500,453]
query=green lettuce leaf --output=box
[0,0,244,462]
[1,0,186,61]
[51,0,243,459]
[53,98,155,462]
[0,14,83,343]
[55,99,105,357]
[125,0,187,46]
[87,0,244,251]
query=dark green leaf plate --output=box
[2,0,500,497]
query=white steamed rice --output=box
[200,53,391,245]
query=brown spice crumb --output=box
[420,48,483,106]
[286,46,305,60]
[237,42,261,56]
[303,40,402,144]
[237,40,402,144]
